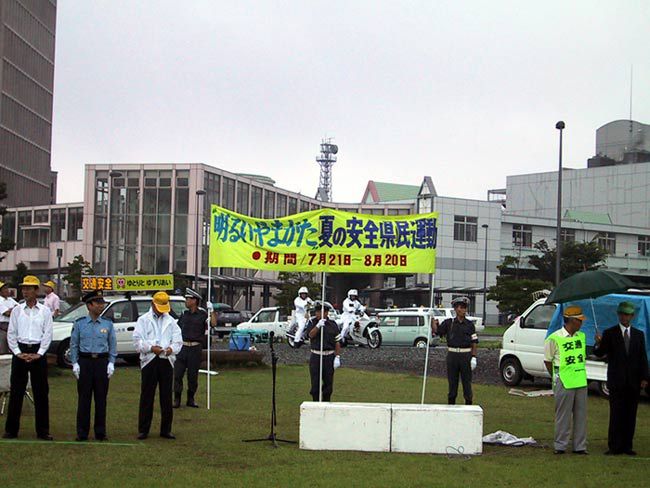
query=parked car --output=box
[400,307,484,332]
[49,294,186,367]
[376,310,440,348]
[236,306,290,338]
[211,305,249,338]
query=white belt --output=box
[311,349,335,356]
[448,347,472,353]
[183,341,201,346]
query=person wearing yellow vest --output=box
[544,305,588,455]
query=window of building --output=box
[237,182,249,215]
[2,211,16,245]
[596,232,616,255]
[176,170,189,187]
[68,207,83,241]
[223,177,235,210]
[33,209,48,224]
[454,215,478,242]
[251,186,263,218]
[127,170,140,188]
[639,236,650,257]
[16,211,31,248]
[288,197,298,215]
[263,190,275,218]
[50,208,66,242]
[299,200,310,213]
[512,224,532,248]
[560,228,576,243]
[276,194,287,217]
[22,228,49,248]
[204,172,221,210]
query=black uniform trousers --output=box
[608,386,640,453]
[446,351,473,405]
[138,357,174,435]
[4,345,49,437]
[309,353,335,402]
[173,344,201,401]
[76,356,110,439]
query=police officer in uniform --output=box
[433,296,478,405]
[173,288,208,408]
[305,303,341,402]
[70,290,117,441]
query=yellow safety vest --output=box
[547,331,587,389]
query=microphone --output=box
[269,331,275,339]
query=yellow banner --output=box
[81,274,174,292]
[208,205,438,273]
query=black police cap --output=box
[83,290,106,304]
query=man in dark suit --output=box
[594,301,649,456]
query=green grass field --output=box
[1,365,648,487]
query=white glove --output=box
[107,362,115,378]
[72,363,80,380]
[470,357,477,371]
[207,301,214,311]
[334,355,341,369]
[316,319,326,329]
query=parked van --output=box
[376,310,440,347]
[499,293,650,397]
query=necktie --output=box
[624,328,630,354]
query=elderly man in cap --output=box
[70,290,117,441]
[0,280,18,354]
[3,276,53,440]
[544,305,589,455]
[594,301,649,456]
[42,280,61,318]
[432,296,479,405]
[133,291,182,440]
[173,288,208,408]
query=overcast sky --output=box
[51,0,650,205]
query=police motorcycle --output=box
[341,309,382,349]
[286,301,318,348]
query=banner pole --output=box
[319,272,326,402]
[207,265,212,410]
[421,272,436,404]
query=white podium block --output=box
[391,404,483,454]
[299,402,392,452]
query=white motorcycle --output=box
[339,311,382,349]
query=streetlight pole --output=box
[555,121,565,286]
[481,224,489,325]
[195,189,206,290]
[56,248,63,296]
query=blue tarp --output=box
[547,294,650,359]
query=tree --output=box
[487,276,553,316]
[64,255,94,304]
[0,182,15,262]
[527,239,608,283]
[12,262,28,300]
[273,272,322,312]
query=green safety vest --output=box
[547,331,587,389]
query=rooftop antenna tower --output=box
[315,137,338,202]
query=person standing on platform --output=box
[42,280,61,318]
[3,276,53,440]
[133,292,182,440]
[594,301,649,456]
[70,290,117,441]
[544,305,588,455]
[173,288,208,408]
[0,281,18,355]
[432,296,478,405]
[306,303,341,402]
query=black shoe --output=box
[2,432,17,439]
[186,400,199,408]
[173,397,181,409]
[604,450,621,455]
[624,450,637,456]
[137,433,148,440]
[553,450,565,455]
[572,450,588,455]
[96,436,108,442]
[160,432,176,439]
[75,437,88,442]
[37,434,53,441]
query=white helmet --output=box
[348,289,358,299]
[298,286,309,295]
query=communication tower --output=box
[315,138,338,202]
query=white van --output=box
[498,299,609,395]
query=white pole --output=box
[319,272,326,402]
[590,298,599,335]
[207,266,212,410]
[421,273,436,404]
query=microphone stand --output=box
[243,331,296,447]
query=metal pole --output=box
[207,265,212,410]
[195,190,206,289]
[555,121,565,286]
[319,272,326,402]
[56,248,62,296]
[482,224,489,325]
[421,273,435,404]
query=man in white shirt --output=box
[293,286,313,345]
[340,289,365,344]
[3,276,54,440]
[42,280,61,318]
[0,280,19,354]
[133,291,182,440]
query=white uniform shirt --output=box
[342,298,365,316]
[7,302,53,356]
[294,296,313,320]
[133,308,183,368]
[0,295,19,324]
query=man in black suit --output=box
[594,301,649,456]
